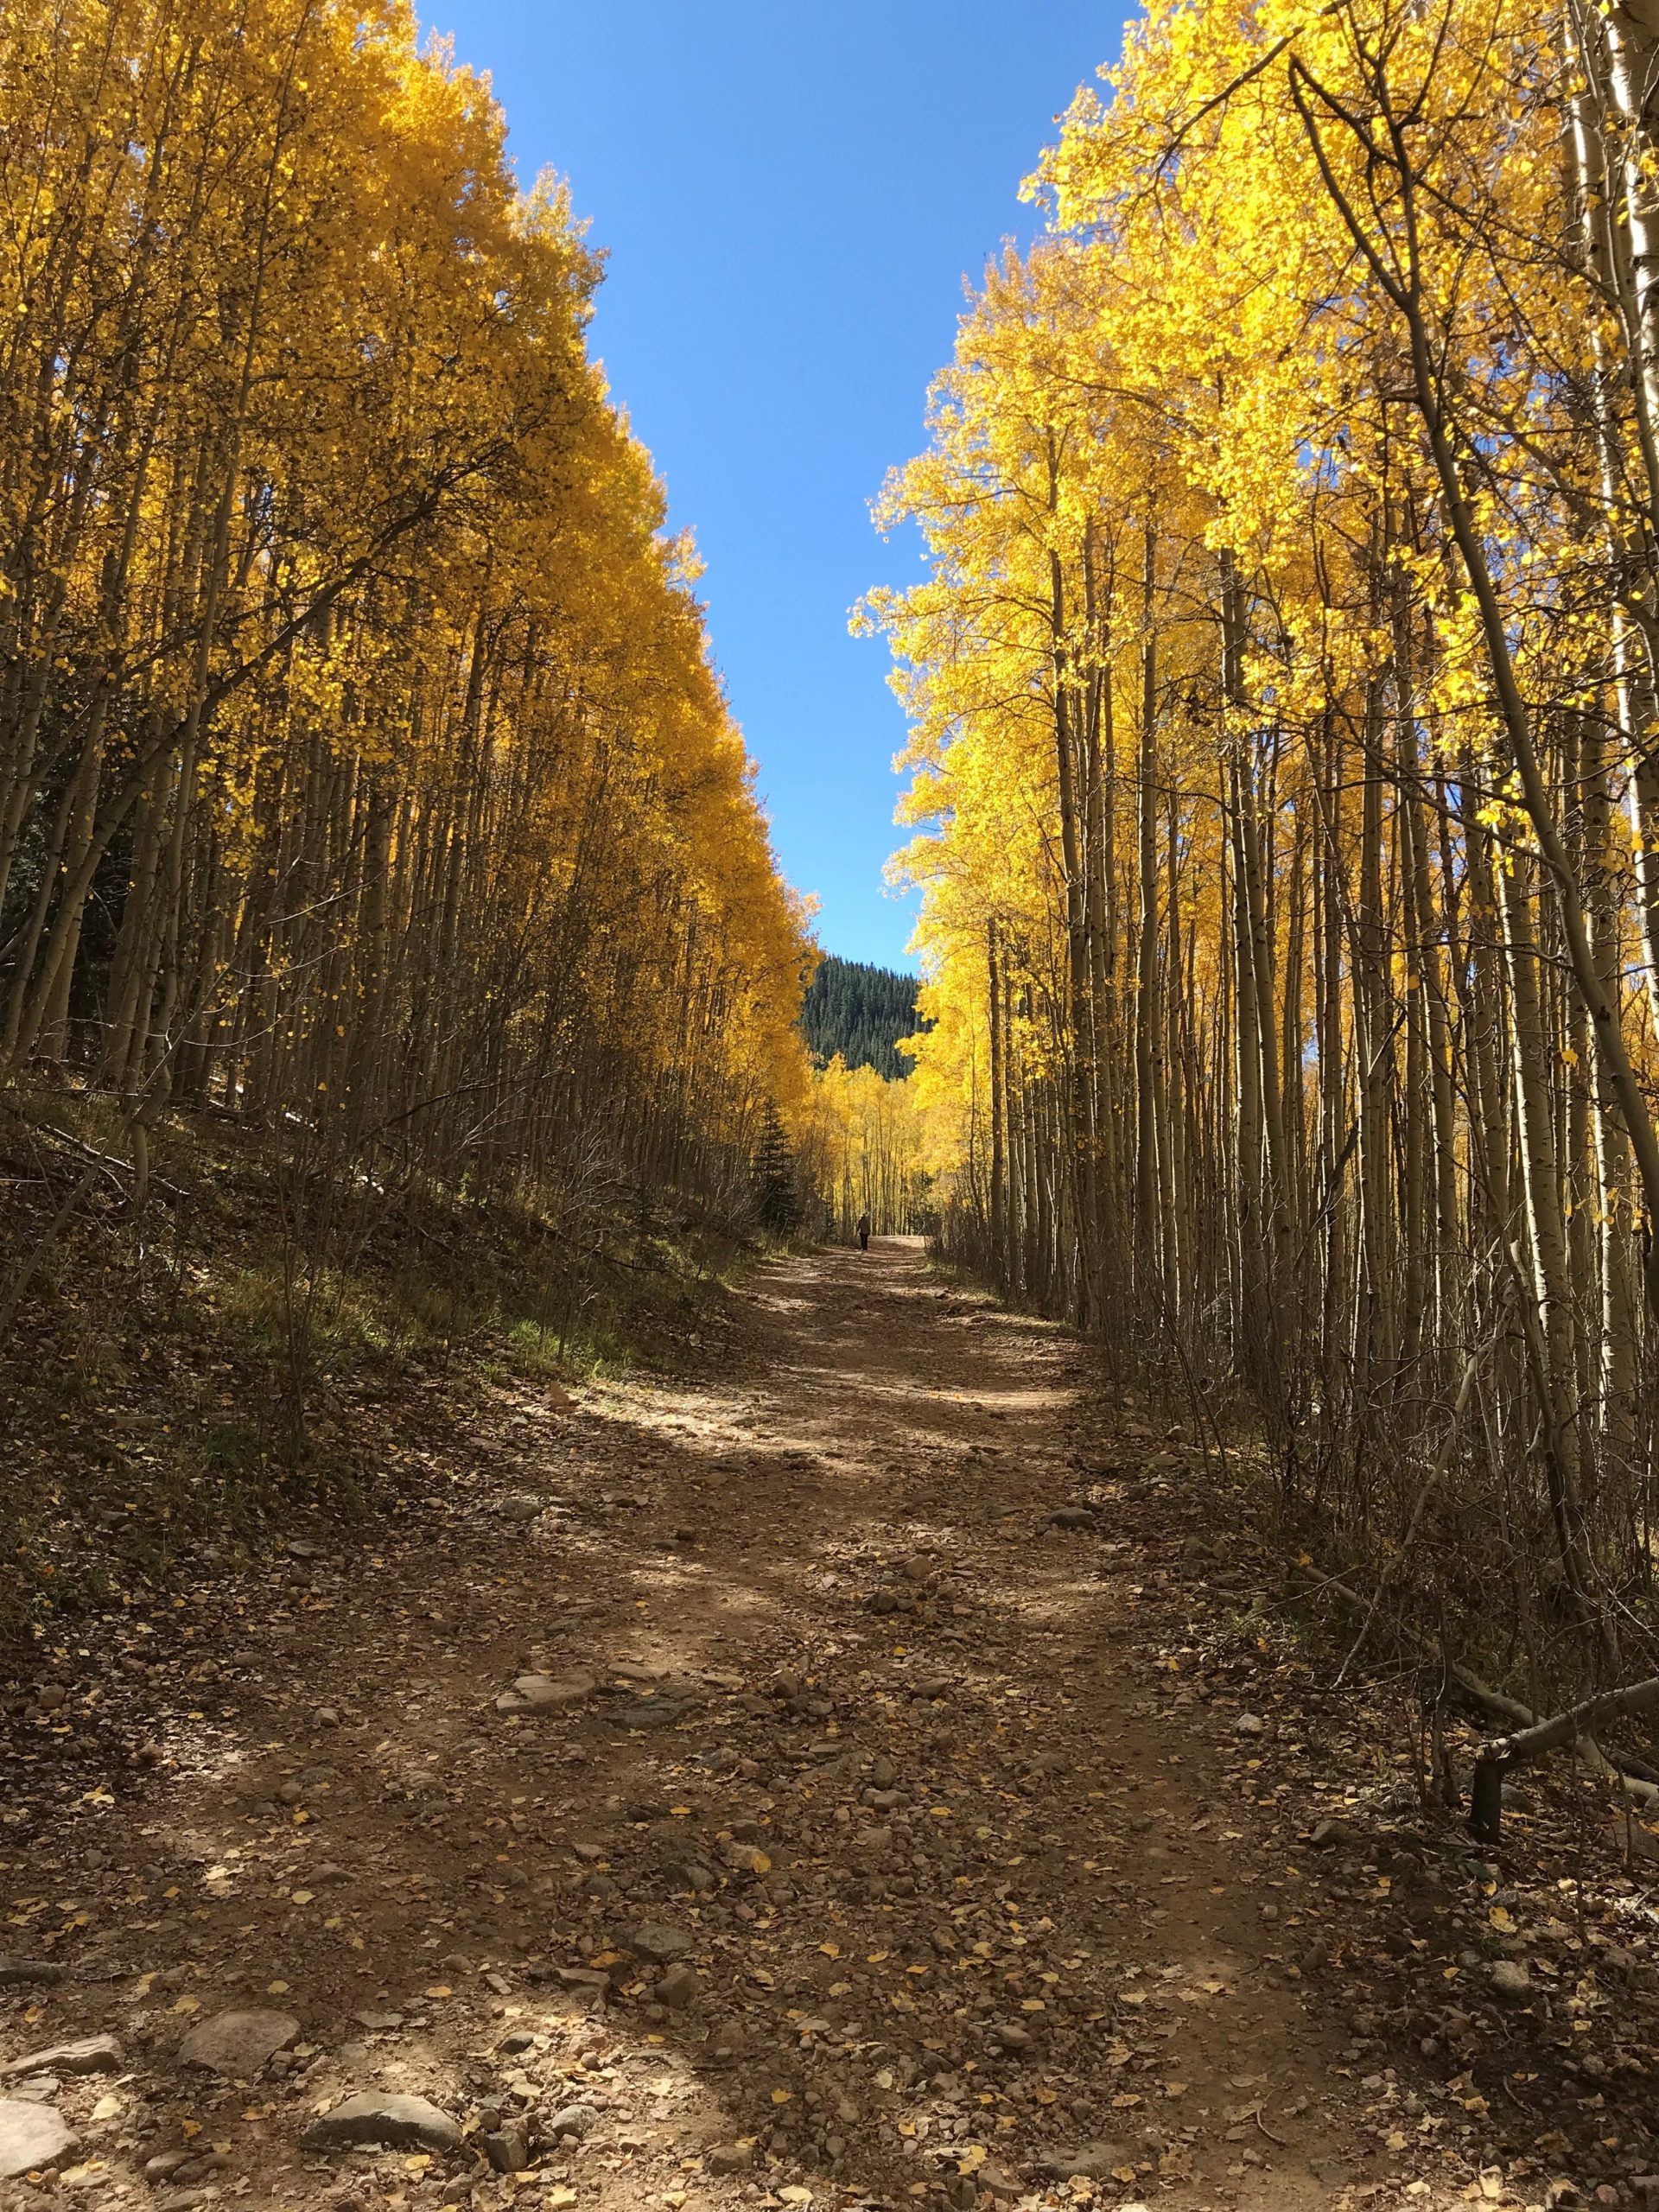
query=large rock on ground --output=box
[300,2094,461,2152]
[177,2008,299,2075]
[0,2037,119,2080]
[494,1673,594,1717]
[0,2099,79,2178]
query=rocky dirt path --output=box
[2,1239,1649,2212]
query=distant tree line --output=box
[801,957,921,1081]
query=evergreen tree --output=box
[753,1100,802,1235]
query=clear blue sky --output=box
[422,2,1130,972]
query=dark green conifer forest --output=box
[800,957,920,1079]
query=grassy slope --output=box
[0,1084,759,1652]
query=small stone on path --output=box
[619,1921,692,1964]
[1490,1959,1532,2000]
[657,1963,698,2007]
[482,2120,531,2171]
[545,2103,601,2139]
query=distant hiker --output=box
[855,1211,872,1252]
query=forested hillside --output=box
[800,954,919,1077]
[870,0,1659,1724]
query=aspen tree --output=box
[874,0,1659,1694]
[0,0,813,1286]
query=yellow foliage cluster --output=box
[790,1056,933,1243]
[867,0,1659,1642]
[0,0,810,1206]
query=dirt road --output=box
[0,1239,1616,2209]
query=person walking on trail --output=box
[855,1211,871,1253]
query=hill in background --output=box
[802,955,921,1079]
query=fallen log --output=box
[1469,1674,1659,1843]
[1286,1572,1659,1840]
[1445,1662,1533,1732]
